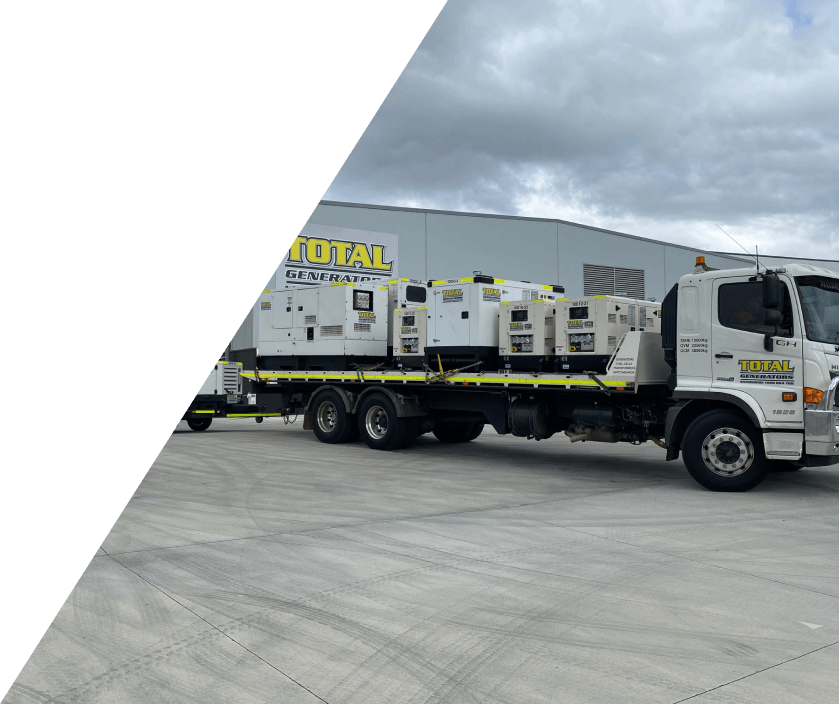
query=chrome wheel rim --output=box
[702,428,754,477]
[316,401,338,433]
[365,405,388,439]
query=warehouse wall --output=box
[309,202,749,301]
[230,201,834,350]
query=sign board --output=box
[277,224,398,288]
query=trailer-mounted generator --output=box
[427,274,564,370]
[257,282,389,370]
[498,299,557,372]
[386,278,434,356]
[555,295,661,372]
[392,305,431,369]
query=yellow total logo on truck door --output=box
[739,360,794,372]
[738,359,795,385]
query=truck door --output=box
[435,285,471,347]
[711,276,803,427]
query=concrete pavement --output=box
[5,419,839,703]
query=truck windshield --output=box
[796,275,839,345]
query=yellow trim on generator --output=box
[193,410,215,414]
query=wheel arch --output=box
[665,394,762,461]
[353,387,427,418]
[303,385,355,431]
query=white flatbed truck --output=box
[242,260,839,491]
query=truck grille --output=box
[320,325,344,337]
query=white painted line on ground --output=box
[800,622,823,629]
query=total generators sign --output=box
[278,224,398,287]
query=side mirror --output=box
[763,274,782,310]
[763,308,783,351]
[763,308,783,327]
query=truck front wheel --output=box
[311,391,356,444]
[187,418,212,431]
[682,411,769,492]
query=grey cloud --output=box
[325,0,839,258]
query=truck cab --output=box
[664,260,839,489]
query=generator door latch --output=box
[461,312,469,319]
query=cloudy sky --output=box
[325,0,838,259]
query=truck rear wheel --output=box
[682,411,769,492]
[433,421,483,443]
[357,394,412,450]
[187,418,212,431]
[311,391,356,444]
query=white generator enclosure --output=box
[257,283,389,369]
[429,275,564,368]
[557,296,661,372]
[197,362,243,396]
[392,306,430,369]
[386,278,433,350]
[498,299,557,372]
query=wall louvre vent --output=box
[620,315,628,325]
[607,336,617,347]
[320,325,343,337]
[583,264,645,299]
[354,323,371,332]
[608,313,617,323]
[305,315,317,325]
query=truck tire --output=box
[682,411,769,492]
[187,418,212,431]
[397,418,422,449]
[357,394,411,451]
[433,420,482,443]
[311,391,356,444]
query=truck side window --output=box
[718,281,794,337]
[405,286,427,303]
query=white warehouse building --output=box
[231,200,837,352]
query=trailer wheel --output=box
[311,391,356,444]
[187,418,212,431]
[682,411,769,492]
[433,421,482,443]
[357,394,410,451]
